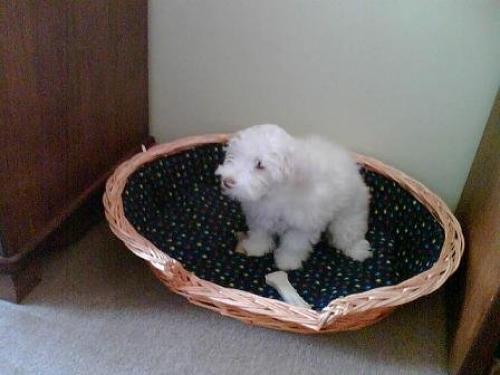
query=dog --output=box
[215,124,371,270]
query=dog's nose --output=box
[222,177,236,189]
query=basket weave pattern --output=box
[103,134,464,334]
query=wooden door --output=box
[449,92,500,374]
[0,1,149,301]
[0,1,148,257]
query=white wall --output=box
[149,1,500,209]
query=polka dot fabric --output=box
[123,144,444,310]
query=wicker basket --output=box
[103,134,464,334]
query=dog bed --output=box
[104,134,463,333]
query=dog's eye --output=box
[255,160,265,170]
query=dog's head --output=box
[215,124,295,202]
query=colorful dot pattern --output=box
[123,144,444,310]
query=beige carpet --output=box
[0,222,449,375]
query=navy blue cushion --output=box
[123,144,444,310]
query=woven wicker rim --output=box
[103,134,464,333]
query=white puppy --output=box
[215,124,371,271]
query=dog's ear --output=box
[283,149,294,177]
[276,145,294,179]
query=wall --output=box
[149,1,500,208]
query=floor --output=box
[0,222,449,375]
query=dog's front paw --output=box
[274,251,303,271]
[344,239,372,262]
[242,232,275,257]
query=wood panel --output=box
[0,1,148,257]
[449,92,500,375]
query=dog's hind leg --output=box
[274,230,317,270]
[328,209,372,262]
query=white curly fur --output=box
[215,124,372,270]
